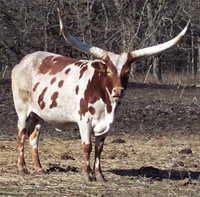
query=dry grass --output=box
[131,71,200,86]
[1,76,200,196]
[0,134,199,196]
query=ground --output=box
[0,79,200,196]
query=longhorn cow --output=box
[11,9,189,182]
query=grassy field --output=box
[0,79,200,196]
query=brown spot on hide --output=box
[33,82,40,92]
[40,101,45,110]
[50,92,59,109]
[74,61,83,67]
[17,126,27,135]
[75,62,88,71]
[30,145,42,171]
[83,142,92,156]
[50,77,56,85]
[80,63,88,68]
[89,106,95,115]
[87,118,90,123]
[79,70,112,119]
[107,104,112,113]
[58,80,64,88]
[17,127,27,148]
[38,87,47,109]
[17,126,27,171]
[79,66,88,79]
[65,68,71,75]
[39,56,77,75]
[29,127,39,142]
[75,85,79,95]
[79,98,87,120]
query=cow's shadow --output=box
[108,166,200,180]
[45,164,78,173]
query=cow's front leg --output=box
[82,142,92,182]
[79,120,92,182]
[28,120,43,174]
[93,134,107,182]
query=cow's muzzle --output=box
[112,87,125,100]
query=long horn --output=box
[130,20,190,60]
[57,8,107,59]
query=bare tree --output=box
[0,0,199,85]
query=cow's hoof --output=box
[34,168,45,175]
[95,174,107,182]
[83,173,92,183]
[18,168,29,175]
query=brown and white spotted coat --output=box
[11,10,189,182]
[12,51,131,180]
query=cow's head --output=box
[58,9,189,100]
[89,58,125,102]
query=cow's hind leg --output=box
[17,113,28,174]
[93,134,107,182]
[79,122,92,182]
[28,114,43,174]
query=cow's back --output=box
[12,52,58,91]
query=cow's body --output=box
[12,50,128,181]
[11,10,189,182]
[12,51,120,136]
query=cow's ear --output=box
[91,60,107,72]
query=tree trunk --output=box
[152,57,162,83]
[197,27,200,77]
[101,2,109,40]
[147,1,162,83]
[191,23,195,78]
[114,0,136,52]
[114,0,126,51]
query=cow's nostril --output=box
[113,87,124,97]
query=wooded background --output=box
[0,0,199,84]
